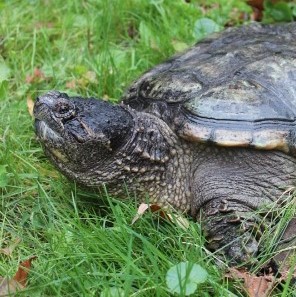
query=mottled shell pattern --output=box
[123,23,296,155]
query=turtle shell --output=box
[122,23,296,154]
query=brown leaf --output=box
[0,238,21,257]
[0,256,36,296]
[0,278,23,296]
[247,0,281,21]
[26,96,35,117]
[131,203,169,224]
[13,256,37,286]
[131,203,189,230]
[247,0,264,10]
[247,0,280,10]
[247,0,264,21]
[65,71,97,90]
[149,204,164,214]
[131,203,149,224]
[25,68,45,84]
[226,268,275,297]
[66,79,77,90]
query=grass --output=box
[0,0,296,296]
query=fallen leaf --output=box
[0,278,23,296]
[131,203,171,225]
[13,256,37,287]
[131,203,149,224]
[0,238,21,257]
[247,0,282,21]
[247,0,264,11]
[65,71,97,90]
[147,204,163,214]
[25,68,46,84]
[131,203,189,230]
[66,79,77,89]
[248,0,264,21]
[226,267,275,297]
[0,256,36,296]
[26,96,34,117]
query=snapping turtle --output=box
[34,23,296,264]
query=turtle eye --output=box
[54,101,76,120]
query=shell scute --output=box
[123,23,296,154]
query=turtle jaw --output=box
[35,119,72,166]
[35,119,64,143]
[34,90,71,134]
[34,91,73,164]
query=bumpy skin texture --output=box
[34,23,296,265]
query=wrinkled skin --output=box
[34,90,296,265]
[34,23,296,265]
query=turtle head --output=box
[34,90,133,183]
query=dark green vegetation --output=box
[1,0,296,296]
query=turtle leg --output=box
[190,146,296,265]
[200,199,264,265]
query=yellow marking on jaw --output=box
[51,149,69,162]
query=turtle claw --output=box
[225,231,259,266]
[202,200,263,266]
[207,229,259,266]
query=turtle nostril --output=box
[47,90,62,98]
[34,97,43,111]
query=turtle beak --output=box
[34,91,68,133]
[34,90,63,120]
